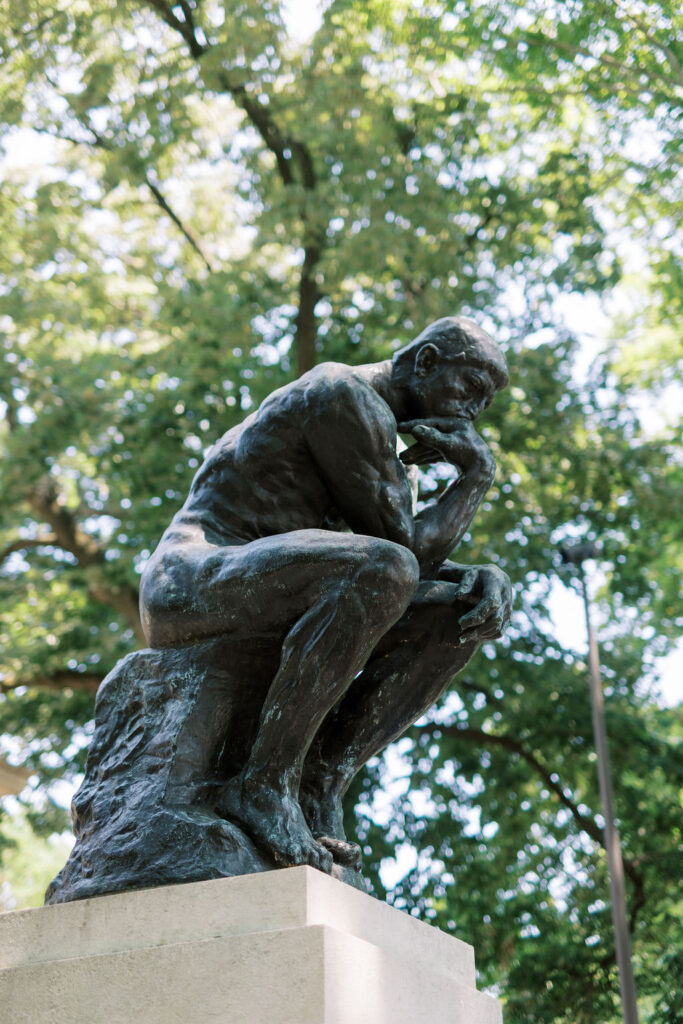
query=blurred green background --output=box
[0,2,681,1021]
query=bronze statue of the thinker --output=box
[47,316,512,902]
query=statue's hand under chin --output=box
[398,417,494,476]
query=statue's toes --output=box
[276,834,333,874]
[316,835,362,871]
[304,839,333,874]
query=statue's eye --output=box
[465,371,485,391]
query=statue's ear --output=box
[414,343,439,379]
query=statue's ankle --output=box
[242,766,299,801]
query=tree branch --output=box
[447,723,606,845]
[141,0,319,193]
[8,9,66,42]
[24,478,145,641]
[612,0,682,80]
[26,478,105,569]
[32,124,97,148]
[32,126,214,271]
[291,139,317,191]
[1,388,19,432]
[212,68,296,185]
[177,0,197,37]
[446,723,646,905]
[141,0,327,371]
[1,669,103,695]
[87,580,144,643]
[145,176,214,271]
[145,0,200,53]
[0,758,30,796]
[0,534,59,564]
[524,30,675,97]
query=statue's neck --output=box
[355,360,408,423]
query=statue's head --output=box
[391,316,508,421]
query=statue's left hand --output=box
[451,564,513,644]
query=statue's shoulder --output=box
[303,361,359,384]
[301,361,376,404]
[299,363,393,441]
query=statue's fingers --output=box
[500,602,513,627]
[400,442,436,465]
[399,417,463,434]
[452,569,478,600]
[410,423,440,442]
[399,420,442,438]
[459,619,502,644]
[456,622,489,638]
[459,597,496,629]
[398,419,423,434]
[482,582,511,615]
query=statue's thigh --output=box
[206,529,404,633]
[146,529,397,643]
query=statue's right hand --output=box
[399,418,495,478]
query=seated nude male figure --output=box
[140,316,512,875]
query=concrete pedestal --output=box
[1,866,502,1024]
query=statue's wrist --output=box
[460,451,495,483]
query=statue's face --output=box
[413,352,497,421]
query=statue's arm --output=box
[405,418,496,578]
[303,378,415,547]
[304,380,497,581]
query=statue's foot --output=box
[216,773,334,874]
[317,835,362,871]
[299,778,362,871]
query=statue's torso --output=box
[164,363,406,547]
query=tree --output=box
[1,2,680,1021]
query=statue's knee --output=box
[139,559,185,645]
[139,563,164,617]
[364,541,419,613]
[139,585,167,646]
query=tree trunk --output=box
[294,244,321,376]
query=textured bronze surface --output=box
[47,316,512,903]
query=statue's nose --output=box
[466,397,486,420]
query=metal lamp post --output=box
[560,542,639,1024]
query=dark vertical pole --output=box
[578,563,640,1024]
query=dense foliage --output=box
[1,2,681,1021]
